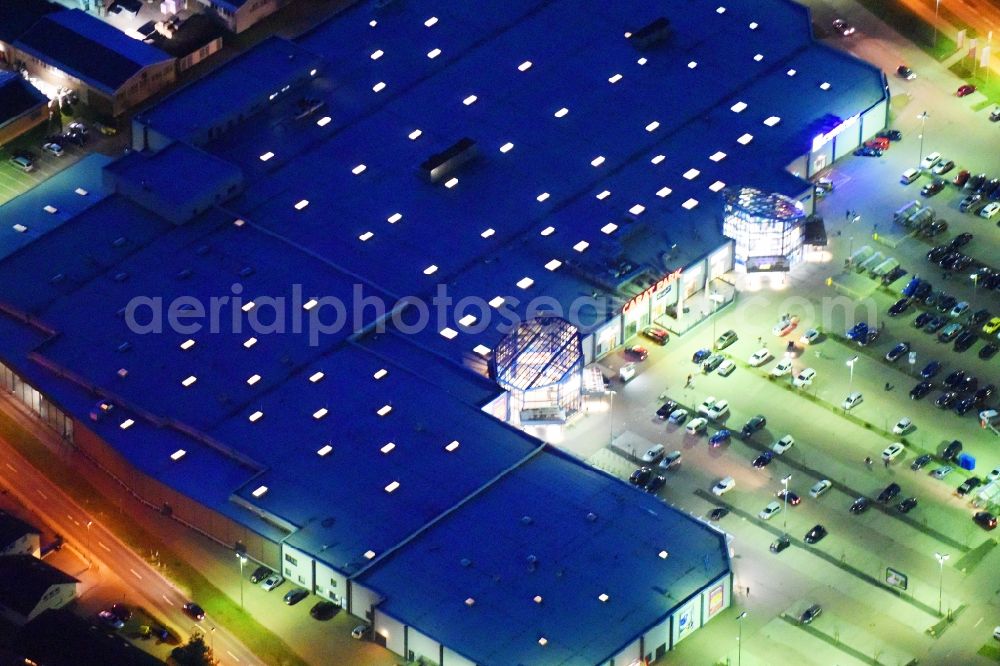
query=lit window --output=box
[243,337,258,349]
[427,48,441,59]
[458,314,477,326]
[596,190,611,200]
[180,339,195,350]
[259,151,274,161]
[598,593,609,602]
[317,444,333,456]
[499,142,514,153]
[731,101,747,113]
[387,212,402,223]
[444,177,458,188]
[645,121,660,132]
[370,49,384,60]
[372,81,386,93]
[545,259,562,271]
[424,16,437,27]
[536,192,550,202]
[384,481,399,493]
[554,107,569,118]
[377,404,392,416]
[380,442,396,454]
[516,277,534,289]
[463,94,478,106]
[171,449,186,461]
[359,231,374,241]
[364,550,376,559]
[753,53,763,62]
[408,129,422,140]
[352,164,367,175]
[294,199,309,210]
[440,327,458,339]
[628,204,645,215]
[687,61,697,69]
[373,368,388,379]
[489,296,505,308]
[608,73,622,83]
[819,82,831,90]
[316,116,331,127]
[573,240,589,252]
[313,407,328,420]
[763,116,780,126]
[651,154,665,164]
[473,344,490,355]
[683,168,700,180]
[182,375,197,387]
[710,151,726,162]
[481,228,495,238]
[120,419,134,430]
[423,265,438,275]
[445,440,460,451]
[309,371,325,382]
[247,374,261,385]
[303,298,318,311]
[601,222,618,234]
[656,186,672,198]
[252,485,268,497]
[249,410,263,422]
[709,181,726,192]
[787,69,797,76]
[737,133,753,145]
[518,61,532,71]
[682,198,699,210]
[590,156,605,167]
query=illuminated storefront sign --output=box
[707,583,725,617]
[622,269,682,313]
[811,113,860,153]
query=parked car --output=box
[777,489,801,506]
[770,535,791,553]
[260,573,285,591]
[888,298,911,316]
[742,415,767,438]
[655,400,680,420]
[956,84,977,97]
[910,382,933,400]
[772,435,795,454]
[896,65,916,80]
[804,524,828,543]
[629,467,653,486]
[935,391,958,408]
[644,474,665,494]
[809,479,832,498]
[897,497,918,513]
[800,604,823,624]
[42,142,64,157]
[772,314,799,336]
[954,331,978,353]
[921,178,946,196]
[877,482,901,503]
[702,353,725,373]
[832,19,855,35]
[624,345,648,361]
[771,359,792,377]
[97,610,125,630]
[717,359,736,376]
[911,453,933,470]
[182,602,205,621]
[931,466,953,480]
[842,391,863,410]
[973,511,997,530]
[641,326,669,345]
[310,601,338,620]
[957,477,982,496]
[921,151,942,170]
[850,496,870,514]
[709,429,731,447]
[709,507,729,521]
[793,368,816,387]
[920,361,942,379]
[641,444,666,464]
[249,565,271,584]
[706,400,730,420]
[692,348,711,364]
[954,169,971,187]
[714,330,738,350]
[885,341,910,362]
[799,328,820,345]
[892,417,912,435]
[284,588,309,605]
[932,159,955,175]
[667,409,689,425]
[981,343,999,359]
[758,501,782,520]
[712,476,736,496]
[659,450,682,470]
[748,348,773,367]
[943,440,963,461]
[882,444,905,465]
[686,417,708,434]
[752,451,774,469]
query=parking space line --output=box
[226,651,240,662]
[129,568,142,580]
[36,488,47,499]
[4,463,14,472]
[99,541,111,552]
[162,594,174,606]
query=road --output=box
[0,426,264,666]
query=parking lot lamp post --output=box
[237,554,246,610]
[916,111,929,170]
[935,552,949,615]
[970,273,978,304]
[709,291,724,342]
[934,0,941,48]
[846,355,858,390]
[737,611,748,666]
[781,474,792,531]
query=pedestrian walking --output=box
[845,209,851,221]
[685,374,693,388]
[884,458,889,468]
[746,586,750,597]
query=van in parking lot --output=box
[900,168,919,184]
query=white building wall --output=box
[442,645,477,666]
[280,544,313,590]
[642,616,670,663]
[313,559,348,605]
[349,581,382,621]
[408,627,441,663]
[374,610,405,656]
[611,638,641,666]
[860,99,889,141]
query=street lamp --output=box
[916,111,929,171]
[934,0,941,48]
[934,552,949,616]
[608,390,617,446]
[709,291,725,343]
[85,520,93,559]
[846,355,858,390]
[737,610,748,666]
[781,474,792,531]
[237,554,246,610]
[970,273,978,304]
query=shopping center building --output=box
[0,0,890,663]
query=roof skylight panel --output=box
[518,61,533,72]
[553,107,569,118]
[372,81,386,93]
[408,129,422,140]
[427,48,441,59]
[499,142,514,153]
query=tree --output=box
[170,634,216,666]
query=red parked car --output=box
[956,84,977,97]
[953,169,970,187]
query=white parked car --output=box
[712,476,736,496]
[641,444,666,463]
[809,479,832,498]
[758,501,782,520]
[920,151,941,170]
[260,573,285,591]
[799,328,820,345]
[619,362,636,382]
[988,467,1000,483]
[772,435,795,454]
[696,396,718,417]
[668,408,689,425]
[949,301,969,318]
[980,202,1000,220]
[748,348,773,367]
[892,417,912,435]
[42,142,64,157]
[771,359,792,377]
[706,399,730,420]
[882,442,905,462]
[686,417,708,434]
[717,359,736,376]
[842,391,863,410]
[792,368,816,387]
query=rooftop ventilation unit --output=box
[420,138,478,183]
[629,17,671,50]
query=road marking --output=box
[975,616,984,628]
[67,514,74,521]
[226,651,240,662]
[36,489,47,499]
[162,594,174,606]
[99,541,111,552]
[72,519,79,526]
[4,463,14,471]
[129,568,142,580]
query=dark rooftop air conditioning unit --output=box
[629,17,671,50]
[420,138,478,183]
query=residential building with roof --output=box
[0,555,78,626]
[14,607,163,666]
[0,71,49,146]
[0,511,41,558]
[6,9,175,117]
[0,0,891,663]
[199,0,298,34]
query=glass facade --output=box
[0,361,74,440]
[722,188,805,272]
